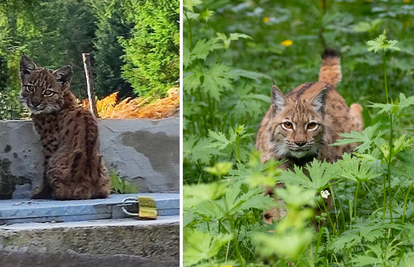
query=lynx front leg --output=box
[263,184,287,225]
[31,153,54,199]
[31,184,53,199]
[349,103,363,133]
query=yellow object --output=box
[121,196,158,220]
[281,40,293,47]
[263,17,269,23]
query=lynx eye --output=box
[43,89,55,97]
[25,85,34,93]
[282,121,293,130]
[307,122,318,130]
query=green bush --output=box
[120,0,179,98]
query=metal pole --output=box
[82,53,98,117]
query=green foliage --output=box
[184,0,414,266]
[0,0,178,116]
[110,172,137,194]
[119,0,179,98]
[367,30,401,53]
[89,0,133,98]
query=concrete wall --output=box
[0,119,179,199]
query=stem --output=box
[223,195,244,267]
[225,241,231,263]
[382,49,393,222]
[197,87,209,135]
[387,114,393,222]
[363,182,380,210]
[383,50,389,104]
[402,183,413,223]
[354,182,359,221]
[382,172,387,221]
[184,10,193,50]
[321,196,336,236]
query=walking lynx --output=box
[256,50,363,224]
[19,55,111,200]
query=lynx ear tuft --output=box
[271,85,286,113]
[53,66,73,87]
[310,88,327,116]
[20,55,37,80]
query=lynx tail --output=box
[318,49,341,87]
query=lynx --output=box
[256,50,363,224]
[19,55,111,200]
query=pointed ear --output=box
[271,85,286,113]
[20,55,37,80]
[53,66,73,87]
[310,88,327,116]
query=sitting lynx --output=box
[19,55,111,200]
[256,50,363,224]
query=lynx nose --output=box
[295,141,306,147]
[31,97,41,107]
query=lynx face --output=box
[270,85,326,159]
[20,56,72,114]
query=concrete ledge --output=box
[0,118,179,199]
[0,251,178,267]
[0,193,179,224]
[0,216,179,266]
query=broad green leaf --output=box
[216,32,252,49]
[330,229,362,252]
[183,182,227,206]
[183,0,201,12]
[253,230,314,260]
[335,123,387,153]
[367,30,400,53]
[369,93,414,115]
[204,162,233,176]
[184,135,223,164]
[202,64,233,100]
[350,256,382,266]
[190,38,222,62]
[183,209,198,228]
[183,46,191,68]
[352,19,382,32]
[230,69,268,83]
[275,185,317,209]
[199,9,214,22]
[208,130,232,149]
[183,230,232,266]
[183,68,202,93]
[228,185,274,215]
[337,153,379,182]
[278,159,341,190]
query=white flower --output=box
[321,190,330,199]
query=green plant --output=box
[183,1,414,266]
[110,171,137,194]
[119,0,179,98]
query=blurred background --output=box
[0,0,179,119]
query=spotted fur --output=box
[19,55,110,200]
[256,49,363,224]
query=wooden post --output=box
[82,53,98,117]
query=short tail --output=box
[318,49,341,87]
